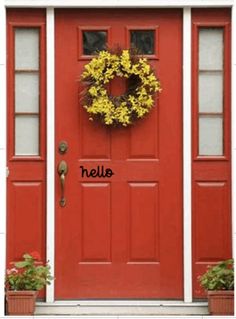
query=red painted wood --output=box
[7,9,46,276]
[192,9,232,298]
[55,9,183,299]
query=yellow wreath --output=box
[81,49,161,127]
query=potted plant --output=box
[5,251,53,315]
[199,259,234,315]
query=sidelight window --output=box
[14,28,40,156]
[198,28,224,156]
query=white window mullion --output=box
[183,7,192,303]
[0,3,7,317]
[46,7,55,303]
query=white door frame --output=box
[183,6,192,303]
[46,7,56,303]
[0,1,235,314]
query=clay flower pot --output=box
[208,290,234,315]
[6,290,38,315]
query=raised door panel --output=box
[8,181,45,258]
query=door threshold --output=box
[35,300,208,316]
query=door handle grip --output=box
[60,172,66,204]
[58,160,68,207]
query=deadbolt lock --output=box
[58,141,68,154]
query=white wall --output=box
[0,3,7,317]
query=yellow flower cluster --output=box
[81,50,161,126]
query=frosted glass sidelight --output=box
[15,28,39,70]
[15,73,39,113]
[199,28,223,70]
[199,116,223,155]
[15,116,39,155]
[199,72,223,113]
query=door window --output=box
[127,26,159,59]
[83,31,107,55]
[130,30,155,55]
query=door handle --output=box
[57,160,68,207]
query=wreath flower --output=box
[81,49,161,127]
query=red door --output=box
[55,9,183,299]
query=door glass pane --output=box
[15,73,39,113]
[199,72,223,113]
[199,28,223,70]
[15,28,39,70]
[130,30,155,55]
[199,116,223,156]
[15,115,39,155]
[83,31,107,55]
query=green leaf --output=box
[15,261,29,268]
[198,259,234,291]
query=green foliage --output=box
[5,252,53,291]
[199,259,234,291]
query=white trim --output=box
[0,3,7,317]
[3,0,234,8]
[46,7,55,303]
[231,4,236,315]
[38,300,206,306]
[183,7,192,303]
[35,300,208,316]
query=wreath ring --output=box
[81,49,161,127]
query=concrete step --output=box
[35,300,209,316]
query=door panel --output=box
[55,9,183,299]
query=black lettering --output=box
[97,165,101,177]
[90,169,97,177]
[80,165,89,178]
[80,165,114,178]
[101,165,105,177]
[106,168,114,177]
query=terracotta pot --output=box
[6,290,38,315]
[208,290,234,315]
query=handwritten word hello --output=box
[80,165,114,178]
